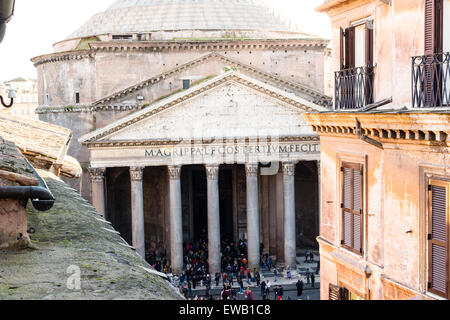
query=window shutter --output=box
[345,26,356,69]
[365,21,374,67]
[342,167,352,248]
[428,181,449,298]
[341,162,364,254]
[329,284,341,300]
[353,168,363,253]
[340,27,345,70]
[424,0,436,56]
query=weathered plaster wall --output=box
[325,0,426,107]
[318,133,449,300]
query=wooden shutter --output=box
[424,0,444,107]
[329,284,341,300]
[365,21,374,67]
[340,27,345,70]
[425,0,443,55]
[428,180,449,298]
[345,26,356,69]
[341,162,364,255]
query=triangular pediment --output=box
[93,52,332,108]
[80,72,325,145]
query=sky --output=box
[0,0,331,81]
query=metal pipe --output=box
[356,118,384,150]
[0,153,55,212]
[0,0,15,22]
[0,186,54,211]
[0,0,14,44]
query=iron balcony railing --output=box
[335,66,374,110]
[412,52,450,108]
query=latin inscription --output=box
[145,144,320,158]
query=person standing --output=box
[215,272,220,287]
[239,276,244,294]
[255,271,261,287]
[188,281,193,298]
[306,269,311,285]
[268,257,273,271]
[311,273,315,288]
[296,279,304,297]
[273,268,278,282]
[266,280,271,298]
[244,287,253,301]
[260,280,266,299]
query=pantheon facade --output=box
[32,0,331,274]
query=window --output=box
[340,20,373,70]
[341,162,364,255]
[329,284,364,300]
[75,92,80,104]
[335,20,374,110]
[182,79,191,90]
[112,34,132,40]
[427,179,450,299]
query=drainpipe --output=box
[0,0,14,44]
[355,118,384,150]
[0,157,55,212]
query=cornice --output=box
[31,50,94,67]
[304,112,450,145]
[83,136,320,148]
[31,39,328,67]
[89,38,329,53]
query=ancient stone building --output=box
[32,0,332,273]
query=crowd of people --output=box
[145,238,318,300]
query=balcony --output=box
[412,52,450,108]
[335,66,374,110]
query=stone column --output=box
[89,167,106,217]
[205,164,221,275]
[283,162,297,269]
[246,163,260,270]
[130,167,146,259]
[168,165,183,275]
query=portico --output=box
[80,71,324,272]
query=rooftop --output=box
[0,170,182,300]
[68,0,306,39]
[0,113,81,178]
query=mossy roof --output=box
[0,135,35,181]
[0,170,182,300]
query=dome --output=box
[68,0,303,39]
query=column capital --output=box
[282,162,296,176]
[168,165,182,180]
[88,167,106,182]
[205,164,220,180]
[245,163,259,177]
[130,166,145,181]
